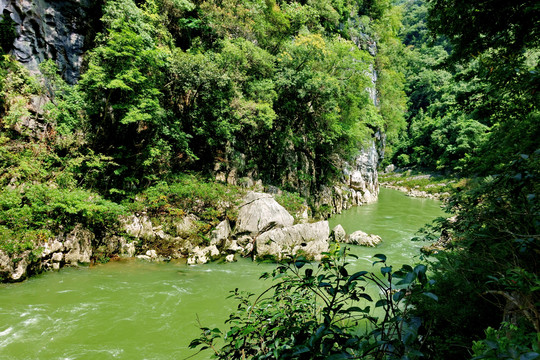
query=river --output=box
[0,188,445,359]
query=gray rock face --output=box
[348,140,380,204]
[122,214,155,239]
[63,225,93,265]
[0,0,100,83]
[235,192,294,236]
[0,250,30,281]
[255,221,330,261]
[210,219,231,247]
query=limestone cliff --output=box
[0,0,101,83]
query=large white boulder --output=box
[235,192,294,236]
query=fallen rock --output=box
[255,221,330,261]
[187,245,221,265]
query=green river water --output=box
[0,188,445,360]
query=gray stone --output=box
[224,239,244,253]
[187,245,220,265]
[210,220,231,246]
[122,215,154,239]
[331,224,346,243]
[0,0,100,83]
[347,230,382,247]
[51,252,63,262]
[235,192,294,236]
[0,250,14,281]
[255,221,330,261]
[385,164,396,173]
[146,249,157,259]
[121,241,136,257]
[175,214,199,238]
[63,225,93,265]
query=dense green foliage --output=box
[391,1,540,358]
[190,0,539,358]
[190,247,438,359]
[75,0,406,195]
[0,0,406,261]
[391,0,539,174]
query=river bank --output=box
[0,169,384,283]
[379,169,468,200]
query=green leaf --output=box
[358,293,373,302]
[373,254,387,263]
[349,271,368,281]
[393,290,406,302]
[423,292,439,301]
[520,352,539,360]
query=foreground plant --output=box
[189,246,437,359]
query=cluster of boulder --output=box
[187,192,330,264]
[0,191,384,282]
[330,224,382,247]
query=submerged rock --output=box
[345,230,382,247]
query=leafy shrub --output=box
[125,173,244,221]
[0,185,125,248]
[274,190,308,222]
[472,323,540,360]
[190,246,438,359]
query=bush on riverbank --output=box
[190,246,438,359]
[379,170,469,197]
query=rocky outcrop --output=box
[0,0,101,83]
[347,140,380,204]
[0,249,33,281]
[235,192,294,236]
[62,225,93,265]
[209,219,231,247]
[312,136,383,218]
[1,224,100,282]
[255,221,330,261]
